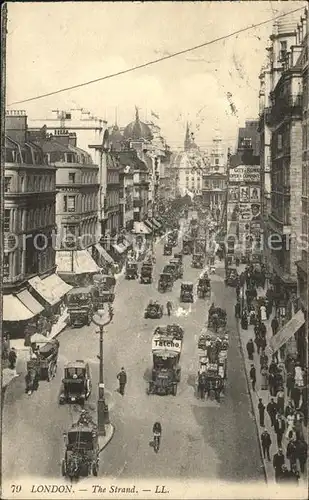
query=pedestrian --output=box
[259,322,267,339]
[250,364,256,391]
[271,316,279,336]
[286,438,297,470]
[286,372,295,398]
[261,429,272,461]
[289,464,300,483]
[291,386,301,410]
[278,464,291,483]
[294,410,304,440]
[2,335,9,360]
[274,412,286,448]
[246,339,255,361]
[260,304,267,321]
[268,372,277,397]
[295,438,307,474]
[166,301,172,316]
[273,449,285,482]
[258,398,265,426]
[234,301,241,318]
[267,398,278,427]
[269,359,278,375]
[260,350,269,369]
[276,389,285,414]
[254,335,263,356]
[236,284,240,299]
[241,311,248,330]
[8,347,17,370]
[117,367,127,396]
[260,365,269,390]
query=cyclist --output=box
[153,421,162,451]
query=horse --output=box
[66,454,83,481]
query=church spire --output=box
[184,122,191,151]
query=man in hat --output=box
[117,367,127,396]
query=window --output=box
[4,209,10,232]
[3,254,9,278]
[4,177,12,192]
[68,173,76,184]
[215,158,219,165]
[280,41,287,61]
[67,196,76,212]
[66,153,74,163]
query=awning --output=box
[42,274,72,297]
[267,310,305,355]
[113,243,127,254]
[16,290,44,315]
[3,295,35,321]
[152,218,162,228]
[28,276,62,306]
[132,221,152,234]
[144,220,155,230]
[94,243,114,264]
[56,250,100,275]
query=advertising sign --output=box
[238,222,251,235]
[239,203,251,221]
[250,186,260,202]
[228,187,239,202]
[229,165,260,183]
[239,186,250,202]
[152,336,182,353]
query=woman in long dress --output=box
[260,305,267,321]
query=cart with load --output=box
[93,273,116,305]
[61,410,99,479]
[163,243,173,256]
[158,272,173,293]
[144,301,164,319]
[67,287,96,327]
[125,261,139,280]
[197,276,211,299]
[196,338,227,402]
[147,328,182,396]
[140,263,153,284]
[180,282,194,303]
[26,338,60,390]
[59,360,92,405]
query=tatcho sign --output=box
[152,336,182,353]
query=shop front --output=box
[3,294,39,340]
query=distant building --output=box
[4,111,71,337]
[202,137,227,209]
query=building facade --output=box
[105,153,121,236]
[202,137,227,209]
[30,127,100,284]
[4,111,71,336]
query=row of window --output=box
[4,206,55,233]
[47,152,91,165]
[62,193,98,213]
[4,174,55,193]
[3,242,54,280]
[271,194,290,225]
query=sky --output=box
[6,1,306,152]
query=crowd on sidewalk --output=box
[235,262,308,484]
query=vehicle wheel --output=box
[61,459,66,476]
[173,384,177,396]
[87,315,91,326]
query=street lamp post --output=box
[92,304,114,436]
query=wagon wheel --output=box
[92,462,98,476]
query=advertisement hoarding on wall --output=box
[229,165,260,183]
[227,203,239,221]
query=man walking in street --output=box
[166,301,172,317]
[267,398,278,427]
[246,339,255,361]
[274,411,286,448]
[250,364,256,391]
[117,367,127,396]
[271,316,279,336]
[273,449,285,482]
[295,438,308,474]
[286,438,297,470]
[261,429,272,461]
[8,347,17,370]
[258,398,265,427]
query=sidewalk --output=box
[98,423,115,452]
[2,308,69,389]
[237,287,308,486]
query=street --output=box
[2,232,263,482]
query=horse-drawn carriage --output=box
[208,306,227,332]
[180,282,194,303]
[25,339,59,394]
[196,333,228,402]
[197,276,211,299]
[62,411,99,480]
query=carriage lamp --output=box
[92,304,113,436]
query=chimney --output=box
[5,110,27,144]
[53,128,70,145]
[68,132,77,147]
